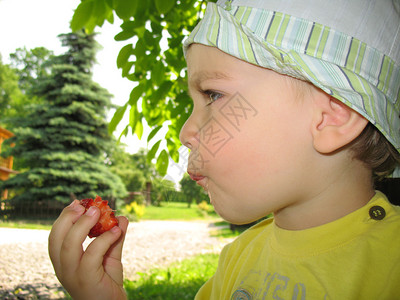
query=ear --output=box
[311,95,368,154]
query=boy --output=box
[48,0,400,299]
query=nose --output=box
[179,110,200,150]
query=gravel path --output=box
[0,220,231,299]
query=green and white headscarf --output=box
[183,0,400,177]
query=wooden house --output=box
[0,127,17,199]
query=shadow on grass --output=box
[125,278,206,300]
[0,282,70,300]
[124,253,219,300]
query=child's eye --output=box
[203,90,224,105]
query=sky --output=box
[0,0,187,184]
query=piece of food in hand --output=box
[80,195,118,238]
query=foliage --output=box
[107,146,150,193]
[0,57,29,129]
[210,225,247,239]
[1,31,126,206]
[9,46,55,95]
[70,0,218,176]
[179,173,208,207]
[150,177,177,205]
[121,201,146,221]
[197,200,214,217]
[124,253,219,300]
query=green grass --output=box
[0,202,220,229]
[209,220,250,238]
[140,202,218,221]
[124,253,219,300]
[0,219,54,230]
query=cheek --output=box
[209,110,307,187]
[208,131,266,190]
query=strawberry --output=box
[80,195,118,238]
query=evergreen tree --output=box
[1,31,126,209]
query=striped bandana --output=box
[183,0,400,177]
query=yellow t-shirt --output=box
[196,191,400,299]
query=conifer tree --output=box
[2,31,126,210]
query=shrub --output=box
[196,201,214,217]
[121,201,146,221]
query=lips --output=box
[188,171,209,192]
[188,171,205,182]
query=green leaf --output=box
[175,113,189,133]
[114,30,135,41]
[122,61,134,77]
[147,125,163,143]
[143,30,155,47]
[113,0,138,20]
[135,120,143,139]
[129,84,144,105]
[117,125,129,141]
[116,44,133,69]
[155,0,175,15]
[150,19,163,34]
[93,0,108,27]
[155,80,173,100]
[151,61,165,86]
[167,138,180,162]
[133,39,146,58]
[108,104,127,134]
[156,149,169,176]
[120,20,138,31]
[148,140,161,163]
[135,0,150,22]
[129,104,141,131]
[168,35,184,48]
[71,1,94,32]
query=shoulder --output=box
[235,217,274,243]
[358,191,400,254]
[370,191,400,228]
[220,217,274,259]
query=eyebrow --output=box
[188,70,232,97]
[189,70,232,87]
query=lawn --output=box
[0,218,55,230]
[124,253,219,300]
[0,201,221,229]
[141,201,218,221]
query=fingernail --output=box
[68,200,82,212]
[68,200,78,208]
[86,206,97,216]
[111,226,120,233]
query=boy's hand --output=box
[48,200,129,300]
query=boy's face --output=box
[181,44,318,224]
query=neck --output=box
[274,160,375,231]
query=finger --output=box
[79,223,124,283]
[106,216,129,261]
[48,200,85,272]
[80,216,128,268]
[103,216,129,284]
[59,206,100,276]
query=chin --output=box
[216,209,260,225]
[210,196,259,225]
